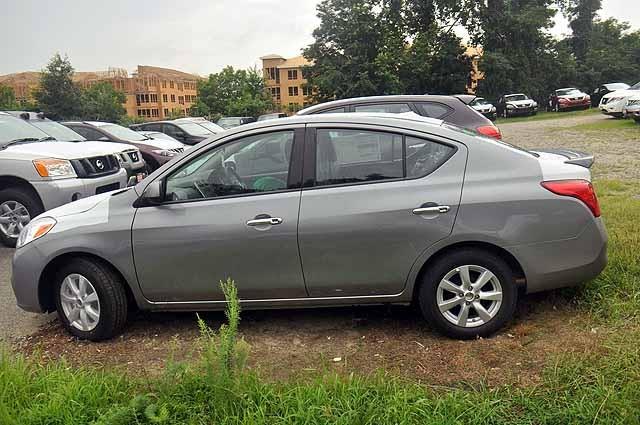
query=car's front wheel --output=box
[54,257,128,341]
[0,187,43,247]
[418,249,517,339]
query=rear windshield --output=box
[442,122,538,157]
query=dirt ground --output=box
[9,112,634,386]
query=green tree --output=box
[560,0,602,63]
[35,53,83,120]
[80,82,126,122]
[197,67,273,117]
[0,84,19,110]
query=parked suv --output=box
[591,82,630,107]
[11,113,606,341]
[496,94,538,118]
[0,112,127,247]
[63,121,186,172]
[8,112,145,180]
[297,95,502,139]
[131,118,219,146]
[599,81,640,118]
[548,88,591,112]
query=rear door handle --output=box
[247,217,283,226]
[412,206,450,215]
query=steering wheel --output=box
[205,164,246,190]
[225,163,246,189]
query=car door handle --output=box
[246,217,283,226]
[412,206,450,215]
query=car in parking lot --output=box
[548,88,591,112]
[0,112,127,247]
[11,113,607,341]
[469,97,496,121]
[496,94,538,118]
[297,95,502,139]
[591,82,630,107]
[63,121,187,172]
[131,118,217,146]
[216,116,257,129]
[8,111,145,180]
[599,81,640,118]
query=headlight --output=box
[16,217,56,248]
[507,104,515,109]
[33,159,76,179]
[532,101,538,107]
[152,149,176,157]
[491,106,497,112]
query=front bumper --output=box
[559,100,590,110]
[31,168,127,211]
[11,241,47,313]
[599,101,626,115]
[506,106,537,116]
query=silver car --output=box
[11,113,607,341]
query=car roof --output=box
[297,95,470,115]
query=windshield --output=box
[217,118,241,128]
[99,124,149,141]
[471,98,490,106]
[556,88,581,96]
[630,82,640,90]
[192,121,224,133]
[607,83,631,91]
[176,122,213,136]
[505,94,528,102]
[30,120,86,142]
[0,115,50,144]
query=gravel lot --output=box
[2,112,635,384]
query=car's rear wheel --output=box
[0,188,43,247]
[54,257,128,341]
[418,249,517,339]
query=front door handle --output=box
[412,205,450,215]
[246,217,283,226]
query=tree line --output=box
[2,0,638,121]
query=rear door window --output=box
[353,103,412,113]
[415,102,453,119]
[72,126,106,141]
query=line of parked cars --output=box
[597,81,640,123]
[0,112,226,247]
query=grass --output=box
[1,182,640,424]
[495,107,599,124]
[560,117,639,132]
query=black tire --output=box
[54,257,128,341]
[0,187,43,248]
[418,249,517,340]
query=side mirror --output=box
[135,180,164,207]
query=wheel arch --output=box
[410,241,527,302]
[0,175,45,211]
[38,251,136,313]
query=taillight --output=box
[477,125,502,139]
[541,180,601,217]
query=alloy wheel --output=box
[436,265,503,328]
[60,274,101,331]
[0,201,30,239]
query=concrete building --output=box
[465,46,484,94]
[0,65,201,121]
[261,54,313,113]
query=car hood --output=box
[472,104,494,111]
[83,141,139,153]
[506,99,536,106]
[3,141,131,160]
[602,89,640,99]
[44,190,117,219]
[135,137,185,150]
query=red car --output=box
[548,88,591,112]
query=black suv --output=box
[297,95,501,139]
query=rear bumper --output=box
[31,169,127,211]
[511,218,608,294]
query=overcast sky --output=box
[1,0,638,76]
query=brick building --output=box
[261,54,313,113]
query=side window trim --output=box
[152,127,306,206]
[302,126,458,190]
